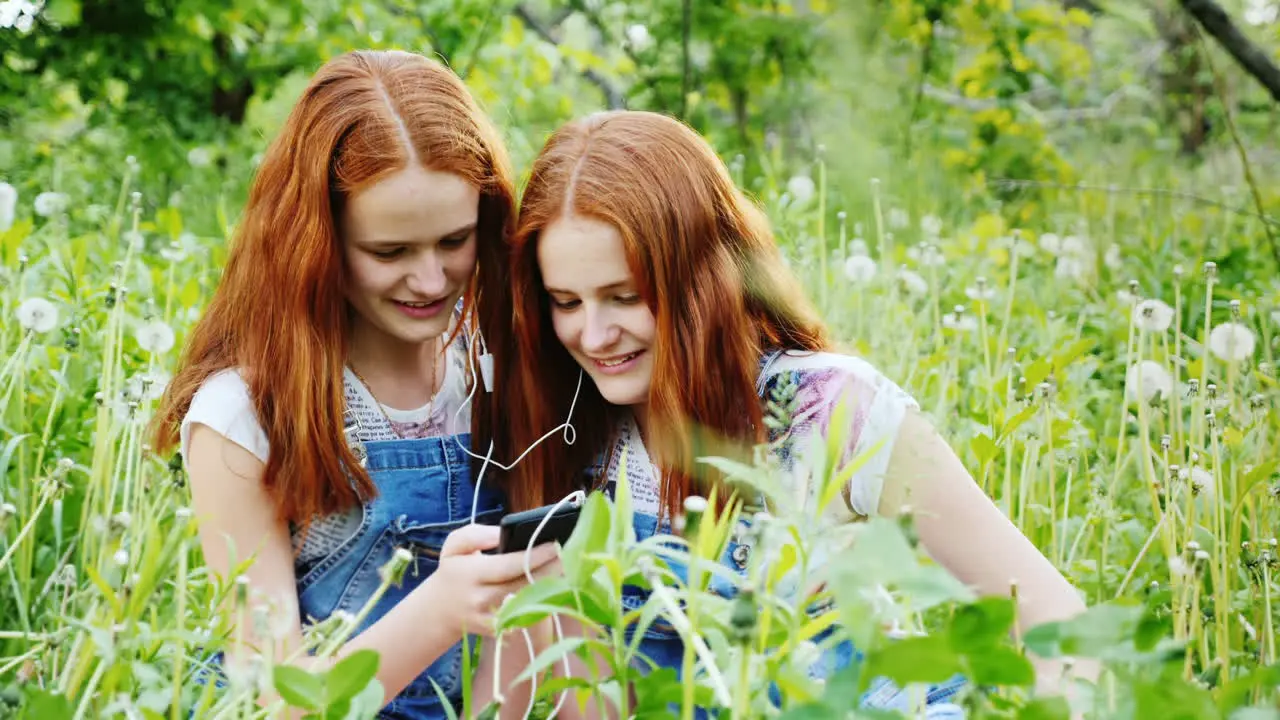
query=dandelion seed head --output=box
[896,268,928,296]
[1133,299,1174,332]
[187,147,212,168]
[0,181,16,231]
[33,192,69,217]
[887,207,909,230]
[625,23,651,50]
[112,549,129,567]
[1104,244,1122,270]
[1173,264,1184,277]
[1208,322,1257,362]
[135,320,175,354]
[1169,556,1190,577]
[836,211,847,221]
[16,297,58,333]
[1194,549,1210,563]
[1203,261,1217,279]
[1039,233,1062,255]
[843,255,877,283]
[920,214,943,238]
[786,176,815,206]
[1126,361,1173,403]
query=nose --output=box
[404,251,447,296]
[580,304,620,354]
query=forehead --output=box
[537,215,634,290]
[343,166,478,240]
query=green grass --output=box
[0,133,1278,719]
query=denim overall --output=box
[193,365,505,719]
[591,350,967,717]
[297,370,506,718]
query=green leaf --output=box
[19,688,73,720]
[514,636,587,684]
[559,491,611,589]
[44,0,82,26]
[948,597,1017,652]
[965,645,1035,686]
[970,432,998,466]
[325,649,380,705]
[866,634,964,685]
[273,664,325,710]
[1016,696,1071,720]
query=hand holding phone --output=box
[496,499,583,554]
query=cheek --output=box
[630,307,657,345]
[446,243,479,279]
[549,311,579,351]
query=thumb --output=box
[441,523,501,557]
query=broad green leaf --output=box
[273,664,324,710]
[947,596,1017,652]
[865,634,964,685]
[964,644,1035,686]
[325,649,380,705]
[1016,696,1071,720]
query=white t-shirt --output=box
[179,333,472,564]
[600,350,918,522]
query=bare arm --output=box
[187,424,557,712]
[876,408,1098,697]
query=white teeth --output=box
[598,352,640,367]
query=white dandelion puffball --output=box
[136,320,176,354]
[1038,233,1062,255]
[897,268,929,296]
[942,312,978,332]
[786,175,815,206]
[843,255,877,283]
[33,191,69,218]
[1054,256,1090,283]
[907,243,945,267]
[0,181,16,231]
[1125,361,1172,403]
[1185,466,1215,500]
[1207,322,1256,362]
[920,214,942,238]
[887,208,910,230]
[16,298,58,333]
[848,238,869,257]
[965,284,996,301]
[187,147,212,168]
[1133,299,1174,333]
[625,23,652,50]
[1104,244,1123,270]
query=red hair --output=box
[153,50,517,526]
[502,110,829,518]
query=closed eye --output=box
[550,297,580,310]
[616,294,642,304]
[439,231,473,249]
[372,247,406,259]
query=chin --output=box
[594,381,649,407]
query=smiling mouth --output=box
[593,350,643,367]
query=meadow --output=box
[2,0,1279,717]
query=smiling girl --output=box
[153,51,552,719]
[497,110,1093,716]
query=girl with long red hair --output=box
[153,50,552,718]
[501,110,1093,715]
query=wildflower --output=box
[112,549,129,567]
[0,181,16,231]
[187,147,212,168]
[843,255,877,283]
[1039,233,1062,255]
[907,242,945,267]
[135,320,175,354]
[33,192,69,217]
[1208,322,1256,362]
[625,23,651,51]
[127,369,171,401]
[1182,466,1215,499]
[1055,256,1090,282]
[1133,299,1174,332]
[1169,556,1191,578]
[1125,361,1172,403]
[786,176,815,206]
[942,308,978,332]
[965,278,995,301]
[896,268,929,296]
[848,238,869,257]
[16,298,58,333]
[1104,244,1123,270]
[920,214,942,238]
[887,208,909,230]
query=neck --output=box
[347,320,441,408]
[631,402,650,443]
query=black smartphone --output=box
[496,502,582,554]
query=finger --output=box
[477,543,560,583]
[440,524,501,557]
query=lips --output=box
[593,351,643,367]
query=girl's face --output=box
[537,214,656,408]
[341,165,478,348]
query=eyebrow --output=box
[544,281,633,294]
[361,222,477,247]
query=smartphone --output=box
[496,502,582,554]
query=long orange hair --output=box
[502,110,829,519]
[153,50,517,526]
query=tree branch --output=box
[1178,0,1280,103]
[512,4,625,109]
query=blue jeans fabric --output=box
[197,432,505,719]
